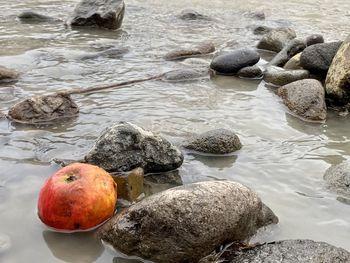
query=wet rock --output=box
[229,240,350,263]
[178,9,210,20]
[269,38,306,67]
[306,34,324,46]
[277,79,327,122]
[325,36,350,104]
[112,168,144,202]
[164,42,215,60]
[284,53,302,70]
[98,181,278,263]
[257,27,296,52]
[18,11,58,23]
[8,93,79,124]
[300,41,342,75]
[183,129,242,154]
[252,25,272,35]
[85,122,184,173]
[0,66,19,82]
[210,49,260,75]
[162,68,209,82]
[67,0,125,30]
[264,66,310,86]
[324,161,350,198]
[237,65,263,78]
[244,11,265,20]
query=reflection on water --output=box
[1,0,350,262]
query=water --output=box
[1,0,350,262]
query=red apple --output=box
[38,163,117,231]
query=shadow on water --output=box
[42,230,104,263]
[144,170,183,197]
[187,151,238,169]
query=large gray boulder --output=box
[300,42,342,75]
[325,36,350,104]
[324,161,350,198]
[257,28,296,52]
[98,181,278,263]
[228,240,350,263]
[269,38,306,67]
[210,49,260,75]
[183,129,242,154]
[277,79,327,122]
[67,0,125,30]
[264,66,309,86]
[84,122,184,173]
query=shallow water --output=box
[1,0,350,262]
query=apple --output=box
[38,163,117,231]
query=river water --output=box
[1,0,350,262]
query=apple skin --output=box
[38,163,117,231]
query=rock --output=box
[306,34,324,46]
[112,168,144,202]
[67,0,125,30]
[277,79,327,122]
[284,53,302,70]
[178,9,210,20]
[252,25,272,35]
[257,27,296,52]
[210,49,260,75]
[237,65,263,78]
[162,68,209,82]
[18,11,58,22]
[8,93,79,124]
[164,42,215,60]
[325,36,350,104]
[98,181,278,263]
[264,66,310,86]
[300,41,342,75]
[244,11,265,20]
[269,39,306,67]
[144,170,183,197]
[324,161,350,198]
[0,66,19,82]
[84,122,184,173]
[228,240,350,263]
[183,129,242,154]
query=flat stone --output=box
[162,68,209,82]
[164,42,215,60]
[112,168,144,202]
[257,27,296,52]
[277,79,327,122]
[264,66,309,86]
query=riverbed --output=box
[1,0,350,262]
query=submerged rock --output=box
[98,181,278,263]
[8,93,79,124]
[269,38,306,67]
[306,34,324,46]
[257,27,296,52]
[300,41,342,75]
[0,66,19,82]
[229,240,350,263]
[85,122,184,173]
[264,66,309,86]
[324,161,350,198]
[144,170,183,197]
[164,42,215,60]
[210,49,260,75]
[18,11,58,23]
[178,9,210,20]
[237,65,263,78]
[277,79,327,122]
[183,129,242,154]
[67,0,125,30]
[252,25,272,35]
[284,53,302,70]
[325,36,350,104]
[112,168,144,202]
[162,68,209,82]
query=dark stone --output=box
[0,66,19,82]
[164,42,215,60]
[277,79,327,122]
[269,38,306,67]
[183,129,242,154]
[257,27,296,52]
[18,11,58,22]
[238,65,262,78]
[264,66,309,86]
[306,34,325,46]
[324,161,350,198]
[8,93,79,124]
[252,25,273,35]
[229,240,350,263]
[84,122,184,173]
[210,49,260,75]
[162,68,209,82]
[98,181,278,263]
[178,9,210,20]
[300,41,342,75]
[67,0,125,30]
